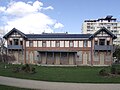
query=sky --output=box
[0,0,120,35]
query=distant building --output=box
[3,27,117,66]
[82,16,120,45]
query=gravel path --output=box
[0,76,120,90]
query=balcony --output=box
[94,45,113,51]
[8,45,23,50]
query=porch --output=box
[37,51,77,65]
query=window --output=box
[95,41,98,45]
[29,41,33,47]
[56,41,60,47]
[87,23,90,25]
[84,41,87,47]
[107,26,110,29]
[87,30,91,31]
[20,41,23,45]
[9,41,12,45]
[107,41,110,45]
[14,39,19,45]
[87,26,90,29]
[69,41,73,47]
[99,39,105,45]
[42,41,46,47]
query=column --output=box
[45,52,47,64]
[67,52,69,65]
[53,52,54,64]
[74,53,77,65]
[60,52,61,65]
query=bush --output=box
[111,67,116,74]
[13,64,36,74]
[21,66,26,71]
[31,67,36,74]
[99,69,109,76]
[117,69,120,75]
[24,64,30,73]
[12,67,20,73]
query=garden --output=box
[0,63,120,83]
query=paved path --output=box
[0,76,120,90]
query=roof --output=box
[89,27,117,39]
[3,27,117,40]
[3,28,27,39]
[26,34,92,38]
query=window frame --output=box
[69,41,74,47]
[99,39,105,45]
[56,41,60,47]
[42,41,46,47]
[83,40,87,47]
[14,39,19,45]
[29,41,33,47]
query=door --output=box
[41,52,46,64]
[69,53,74,65]
[83,52,87,65]
[100,52,105,65]
[55,53,60,65]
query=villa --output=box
[3,27,117,66]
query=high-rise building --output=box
[82,16,120,44]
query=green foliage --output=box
[99,69,109,76]
[24,64,30,73]
[12,64,36,74]
[111,67,116,74]
[12,67,20,73]
[111,64,120,75]
[113,45,120,63]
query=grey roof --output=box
[26,34,92,38]
[3,28,92,39]
[3,27,117,40]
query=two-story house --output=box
[3,27,117,66]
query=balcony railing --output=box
[94,45,113,51]
[8,45,23,49]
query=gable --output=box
[96,30,110,37]
[3,28,27,39]
[8,31,22,38]
[89,27,117,39]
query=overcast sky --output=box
[0,0,120,34]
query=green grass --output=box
[0,84,34,90]
[0,63,120,83]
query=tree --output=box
[113,45,120,63]
[0,38,7,62]
[0,28,6,62]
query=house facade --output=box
[3,27,117,66]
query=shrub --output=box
[21,66,26,71]
[14,64,36,74]
[117,69,120,75]
[111,67,116,74]
[31,67,36,74]
[24,64,30,73]
[12,67,20,73]
[99,69,109,76]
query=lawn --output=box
[0,84,34,90]
[0,63,120,83]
